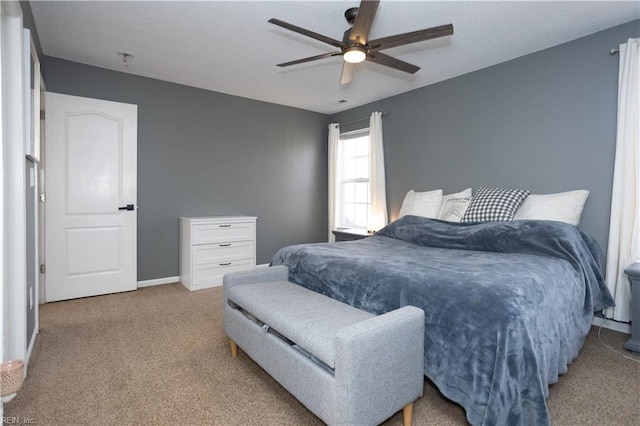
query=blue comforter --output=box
[270,216,614,426]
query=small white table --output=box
[623,263,640,354]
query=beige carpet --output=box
[5,283,640,425]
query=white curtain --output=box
[328,123,341,242]
[369,111,388,232]
[605,38,640,322]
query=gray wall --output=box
[39,18,639,280]
[42,57,328,281]
[330,20,640,250]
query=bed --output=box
[270,215,614,426]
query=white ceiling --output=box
[30,1,640,114]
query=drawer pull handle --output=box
[219,224,231,228]
[219,262,232,266]
[219,243,231,247]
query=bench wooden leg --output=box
[403,402,414,426]
[230,340,238,358]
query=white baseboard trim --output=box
[25,327,38,374]
[592,316,631,334]
[137,276,180,288]
[137,267,270,288]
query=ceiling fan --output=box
[268,0,454,85]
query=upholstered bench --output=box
[223,265,425,426]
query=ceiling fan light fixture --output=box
[343,46,367,63]
[269,0,454,84]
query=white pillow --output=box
[398,189,443,219]
[438,197,471,222]
[441,188,472,204]
[513,190,589,226]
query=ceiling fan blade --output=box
[276,52,341,67]
[368,24,453,51]
[268,18,345,49]
[340,62,356,85]
[366,51,420,74]
[349,0,380,44]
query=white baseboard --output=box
[25,327,38,374]
[592,316,631,334]
[137,267,269,288]
[137,276,180,288]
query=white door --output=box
[45,92,137,302]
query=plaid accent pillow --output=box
[461,187,530,222]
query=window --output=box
[328,112,386,240]
[338,129,371,230]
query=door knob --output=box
[118,204,135,211]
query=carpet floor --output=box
[5,283,640,425]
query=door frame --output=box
[1,1,27,384]
[26,34,43,365]
[38,77,45,306]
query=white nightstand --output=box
[332,228,371,242]
[624,263,640,354]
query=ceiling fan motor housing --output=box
[345,7,359,24]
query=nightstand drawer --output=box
[192,222,255,244]
[192,241,254,264]
[192,259,256,289]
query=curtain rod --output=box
[611,48,619,54]
[337,112,387,127]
